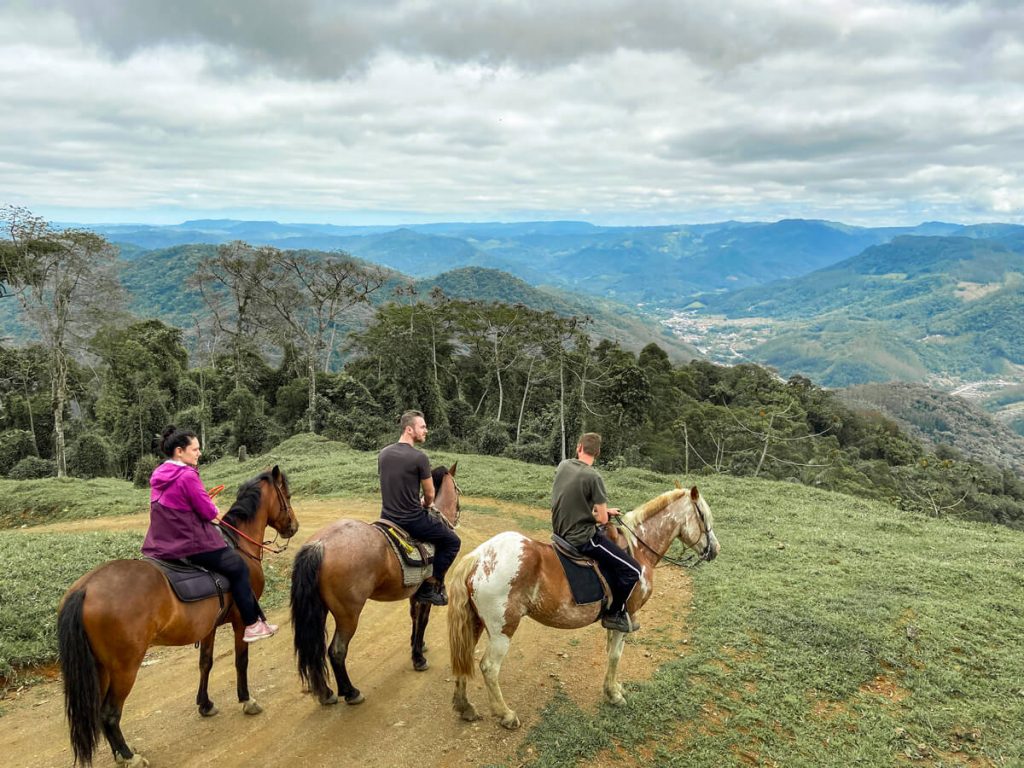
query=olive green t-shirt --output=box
[551,458,608,546]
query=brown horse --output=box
[57,466,298,767]
[290,463,461,706]
[448,485,718,729]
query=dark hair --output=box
[399,410,424,433]
[159,425,198,458]
[578,432,602,458]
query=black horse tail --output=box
[291,540,329,698]
[58,588,100,767]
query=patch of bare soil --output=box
[1,497,695,768]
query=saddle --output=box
[551,534,612,609]
[142,556,229,605]
[372,520,435,587]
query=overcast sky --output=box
[2,0,1022,226]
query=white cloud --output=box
[1,0,1022,224]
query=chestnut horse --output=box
[291,464,461,706]
[57,466,298,767]
[448,485,718,729]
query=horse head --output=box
[265,465,299,538]
[432,461,461,528]
[678,486,718,562]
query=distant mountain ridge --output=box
[693,232,1024,387]
[79,217,1021,306]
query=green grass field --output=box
[1,434,1022,765]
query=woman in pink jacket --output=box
[142,425,277,643]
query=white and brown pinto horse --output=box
[447,485,718,729]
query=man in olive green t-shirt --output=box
[551,433,642,633]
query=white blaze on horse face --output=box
[469,532,526,635]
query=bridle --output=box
[215,478,295,562]
[615,496,714,568]
[433,475,462,529]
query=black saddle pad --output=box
[143,557,229,603]
[371,521,433,568]
[554,549,606,606]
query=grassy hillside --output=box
[2,433,1022,764]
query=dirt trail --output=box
[2,496,693,768]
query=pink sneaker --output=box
[243,619,277,643]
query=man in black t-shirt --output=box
[378,410,461,606]
[552,432,642,633]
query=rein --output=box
[614,501,713,569]
[215,482,294,562]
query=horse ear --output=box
[690,486,699,500]
[674,479,682,490]
[449,461,458,477]
[271,465,281,482]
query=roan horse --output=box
[57,466,298,767]
[291,464,461,706]
[448,485,718,729]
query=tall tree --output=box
[257,249,385,434]
[2,207,122,477]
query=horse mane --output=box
[223,469,284,524]
[431,466,449,493]
[625,488,689,525]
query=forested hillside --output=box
[694,233,1024,386]
[83,217,1007,305]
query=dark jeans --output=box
[578,530,642,615]
[188,547,261,626]
[385,511,462,582]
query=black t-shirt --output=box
[378,442,431,523]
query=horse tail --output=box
[447,554,480,679]
[290,540,329,694]
[58,588,101,767]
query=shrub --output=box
[132,454,162,488]
[67,432,114,479]
[0,430,36,476]
[476,420,511,456]
[8,456,56,480]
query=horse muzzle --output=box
[701,531,720,562]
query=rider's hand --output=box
[608,508,621,517]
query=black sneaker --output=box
[600,612,639,633]
[415,580,448,606]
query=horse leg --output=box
[327,609,364,705]
[410,598,431,671]
[102,665,149,768]
[480,626,520,730]
[452,620,484,722]
[232,617,262,715]
[603,629,628,706]
[196,628,218,717]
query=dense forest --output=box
[2,207,1023,529]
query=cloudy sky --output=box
[2,0,1022,226]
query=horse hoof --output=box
[345,691,365,705]
[320,693,339,706]
[199,703,219,717]
[607,694,627,707]
[458,705,482,722]
[500,713,521,730]
[116,754,149,768]
[413,658,429,672]
[242,699,263,715]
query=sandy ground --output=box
[1,495,693,768]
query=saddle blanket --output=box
[372,521,435,587]
[553,547,608,607]
[143,556,229,603]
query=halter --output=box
[215,478,295,562]
[433,476,462,529]
[615,496,714,568]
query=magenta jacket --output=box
[142,461,226,559]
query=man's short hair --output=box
[400,410,424,433]
[578,432,602,458]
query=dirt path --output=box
[2,496,693,768]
